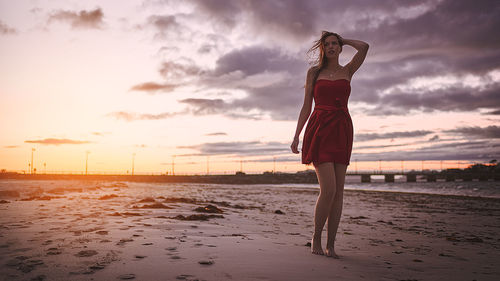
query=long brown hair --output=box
[307,31,344,85]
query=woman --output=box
[290,31,369,258]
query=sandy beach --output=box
[0,180,499,281]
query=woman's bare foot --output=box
[325,246,339,258]
[311,236,324,255]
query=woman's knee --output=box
[319,187,336,203]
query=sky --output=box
[0,0,499,175]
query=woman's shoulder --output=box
[307,65,320,77]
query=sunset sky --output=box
[1,0,499,175]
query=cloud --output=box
[91,132,109,136]
[444,125,500,139]
[484,109,500,115]
[205,132,227,136]
[0,20,16,35]
[191,0,317,42]
[3,145,19,149]
[363,81,500,116]
[146,14,183,39]
[48,8,104,29]
[159,60,204,83]
[179,98,227,115]
[130,82,178,93]
[177,140,289,156]
[107,111,185,121]
[25,138,90,145]
[178,98,264,119]
[136,0,500,121]
[352,140,499,162]
[213,46,304,76]
[355,130,434,142]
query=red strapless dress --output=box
[301,79,354,166]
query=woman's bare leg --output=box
[311,162,336,255]
[326,163,347,258]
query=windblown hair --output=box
[307,31,344,84]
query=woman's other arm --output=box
[342,37,369,77]
[291,67,316,154]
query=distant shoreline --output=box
[0,170,498,184]
[0,173,319,185]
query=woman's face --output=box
[323,35,341,59]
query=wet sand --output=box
[0,180,499,281]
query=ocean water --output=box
[288,180,500,199]
[0,179,499,199]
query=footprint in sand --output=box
[118,273,136,279]
[75,250,98,257]
[46,247,62,255]
[176,274,196,280]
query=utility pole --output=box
[172,155,175,176]
[354,159,358,174]
[273,156,276,173]
[240,158,243,173]
[421,160,424,172]
[401,160,404,174]
[85,151,90,175]
[31,148,36,175]
[132,153,136,176]
[206,155,209,175]
[440,160,443,171]
[378,159,382,174]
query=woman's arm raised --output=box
[341,37,369,77]
[291,67,316,154]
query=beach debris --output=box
[30,275,46,281]
[118,273,136,279]
[164,197,198,204]
[198,260,214,265]
[176,274,195,280]
[412,259,423,262]
[377,220,394,225]
[75,250,98,257]
[116,238,134,246]
[0,199,10,203]
[466,236,483,243]
[274,209,284,214]
[89,263,106,270]
[98,194,118,200]
[134,255,146,259]
[171,214,224,221]
[46,247,62,255]
[138,197,156,203]
[133,202,172,209]
[350,216,368,219]
[96,230,109,235]
[194,204,223,213]
[6,258,44,273]
[20,195,60,201]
